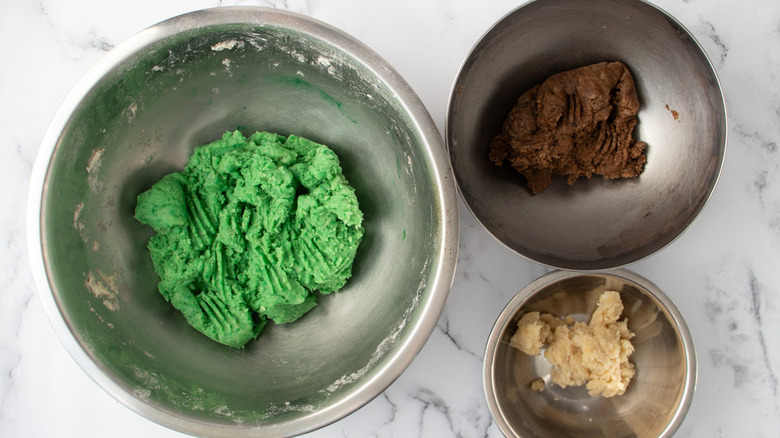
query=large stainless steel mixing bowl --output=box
[447,0,727,270]
[27,7,458,437]
[484,269,696,438]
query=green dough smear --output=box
[135,131,364,348]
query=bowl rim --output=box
[444,0,728,271]
[26,6,460,437]
[482,268,697,438]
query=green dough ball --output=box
[135,130,364,348]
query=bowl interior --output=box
[447,0,726,270]
[485,270,694,438]
[37,8,453,436]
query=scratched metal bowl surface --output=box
[446,0,727,270]
[27,7,458,437]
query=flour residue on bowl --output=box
[316,55,339,77]
[265,401,316,417]
[289,49,306,63]
[124,101,138,124]
[128,362,319,423]
[85,269,120,311]
[323,258,429,394]
[130,364,212,414]
[221,58,234,77]
[86,302,114,329]
[86,147,105,193]
[211,39,244,52]
[73,202,89,242]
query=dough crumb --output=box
[530,378,545,392]
[510,291,635,397]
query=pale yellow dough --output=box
[509,291,635,397]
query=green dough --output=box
[135,131,364,348]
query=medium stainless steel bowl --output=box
[27,7,458,437]
[484,269,696,438]
[447,0,727,270]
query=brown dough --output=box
[489,61,648,195]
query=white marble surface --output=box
[3,0,780,436]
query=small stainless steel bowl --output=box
[484,269,696,438]
[27,7,458,437]
[446,0,727,270]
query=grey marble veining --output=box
[3,0,780,436]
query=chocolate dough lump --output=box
[489,61,648,195]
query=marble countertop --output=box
[3,0,779,436]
